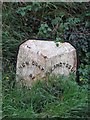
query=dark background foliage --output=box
[2,2,90,84]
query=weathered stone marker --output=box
[16,40,77,86]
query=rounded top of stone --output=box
[20,40,75,58]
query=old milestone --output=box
[16,40,77,86]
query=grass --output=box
[2,73,88,118]
[2,3,89,118]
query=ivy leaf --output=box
[26,5,32,11]
[52,17,62,26]
[16,7,26,16]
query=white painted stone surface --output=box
[16,40,77,86]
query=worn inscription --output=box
[18,60,76,80]
[32,60,45,71]
[31,60,73,72]
[19,60,75,74]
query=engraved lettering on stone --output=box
[32,61,35,65]
[22,62,25,67]
[41,67,44,71]
[20,61,74,73]
[25,61,29,65]
[27,46,31,49]
[29,74,32,78]
[16,40,77,86]
[32,76,35,80]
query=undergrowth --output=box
[2,74,88,118]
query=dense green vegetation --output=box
[3,75,88,118]
[2,2,90,118]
